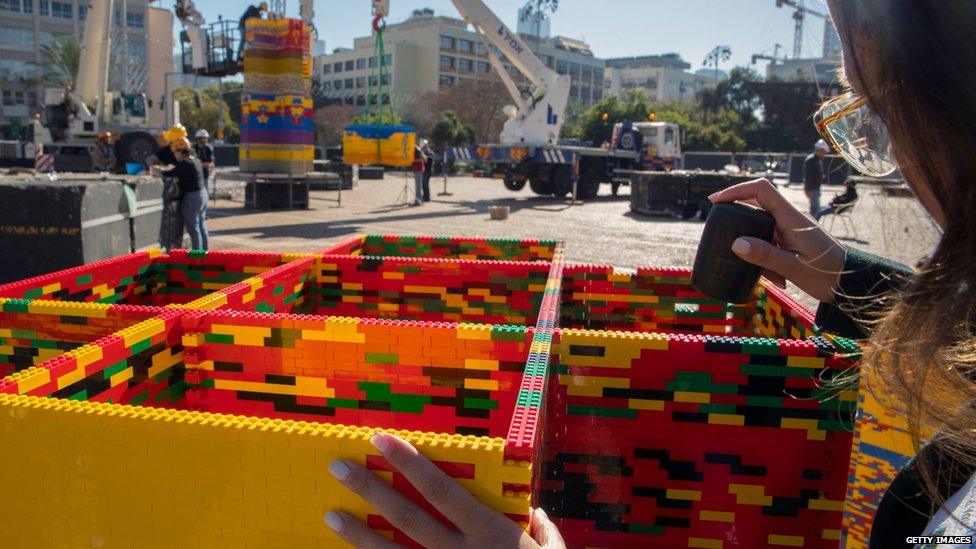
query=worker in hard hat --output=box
[238,2,268,61]
[161,137,209,251]
[90,131,117,173]
[193,129,215,188]
[146,124,191,251]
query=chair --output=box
[823,199,859,239]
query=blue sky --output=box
[183,0,833,70]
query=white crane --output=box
[450,0,571,145]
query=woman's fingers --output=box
[325,511,401,549]
[708,178,811,229]
[329,458,462,548]
[530,507,566,548]
[731,237,803,282]
[368,433,496,534]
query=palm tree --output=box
[41,35,82,91]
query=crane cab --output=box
[613,121,682,170]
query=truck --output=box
[30,0,159,167]
[445,0,682,199]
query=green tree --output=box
[174,86,239,143]
[352,109,401,126]
[430,111,475,149]
[41,35,81,90]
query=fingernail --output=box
[325,511,344,532]
[732,238,751,255]
[329,460,351,482]
[370,433,391,454]
[707,192,719,201]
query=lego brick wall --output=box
[270,255,552,325]
[326,234,559,262]
[0,311,187,406]
[841,369,922,549]
[0,250,299,307]
[560,265,753,335]
[0,299,162,377]
[177,312,531,437]
[0,393,531,548]
[541,329,859,548]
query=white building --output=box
[0,0,173,134]
[604,54,715,104]
[313,8,605,109]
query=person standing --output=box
[421,140,434,202]
[162,138,209,250]
[147,124,187,251]
[803,139,830,215]
[238,2,267,61]
[194,129,215,193]
[90,131,117,172]
[410,144,425,207]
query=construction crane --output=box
[775,0,827,59]
[451,0,571,145]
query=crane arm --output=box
[450,0,556,94]
[74,0,115,117]
[449,0,570,145]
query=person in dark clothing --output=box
[147,125,188,251]
[161,138,209,250]
[813,180,858,220]
[420,140,434,202]
[707,2,976,546]
[237,2,267,61]
[410,144,425,207]
[803,139,830,215]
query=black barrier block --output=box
[630,172,689,217]
[245,181,309,209]
[358,166,385,180]
[0,180,131,283]
[683,152,733,171]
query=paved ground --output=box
[207,172,941,309]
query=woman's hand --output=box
[326,432,566,549]
[709,178,845,304]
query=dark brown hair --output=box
[830,0,976,508]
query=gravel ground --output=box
[206,171,941,309]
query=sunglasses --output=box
[814,91,897,178]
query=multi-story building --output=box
[765,57,841,85]
[313,8,605,109]
[604,53,716,104]
[0,0,172,135]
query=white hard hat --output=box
[814,139,830,152]
[420,139,429,147]
[195,129,210,139]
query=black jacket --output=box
[195,143,214,178]
[815,249,976,546]
[804,153,825,192]
[162,158,204,198]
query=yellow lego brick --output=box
[182,333,206,347]
[689,538,724,549]
[780,418,827,441]
[40,282,62,295]
[674,391,710,404]
[807,498,844,512]
[211,324,273,347]
[699,510,735,522]
[464,378,499,391]
[629,398,665,411]
[708,414,745,426]
[786,356,825,368]
[666,489,701,501]
[457,324,491,340]
[121,318,165,348]
[822,529,841,541]
[729,484,773,506]
[768,534,805,547]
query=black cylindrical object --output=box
[692,202,776,303]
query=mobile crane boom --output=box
[450,0,570,145]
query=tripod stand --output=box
[394,172,414,207]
